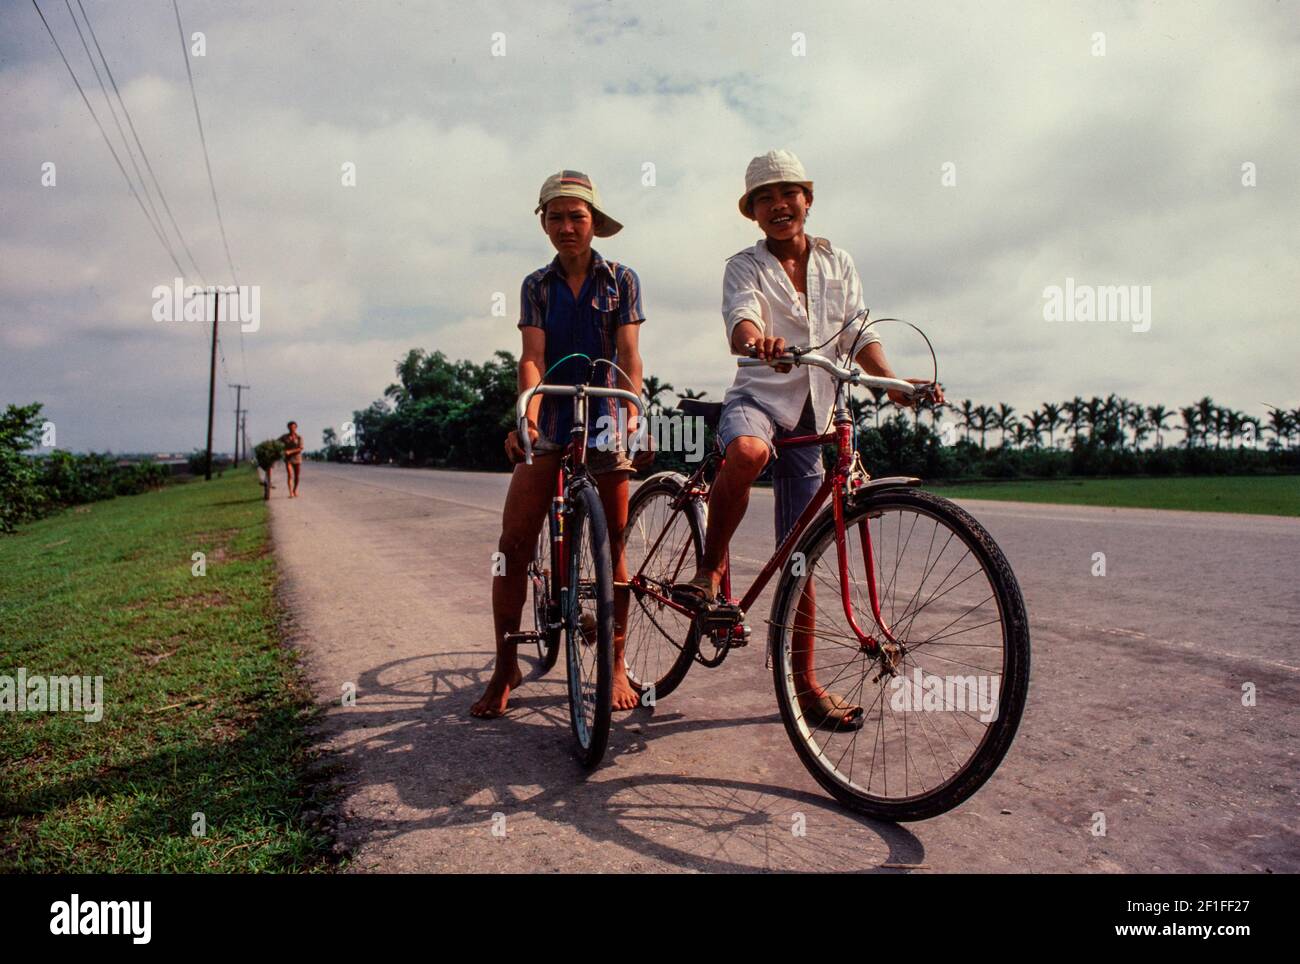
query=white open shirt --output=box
[722,236,880,432]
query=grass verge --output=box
[0,466,338,872]
[927,474,1299,516]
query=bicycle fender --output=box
[634,470,689,490]
[847,476,923,509]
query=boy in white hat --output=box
[675,150,943,729]
[471,170,649,719]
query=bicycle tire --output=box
[623,473,704,702]
[564,480,616,769]
[769,487,1030,821]
[529,519,561,674]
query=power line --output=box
[62,0,168,246]
[171,0,238,288]
[73,0,208,285]
[172,0,248,386]
[31,0,186,277]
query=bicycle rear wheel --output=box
[564,481,616,769]
[528,517,561,674]
[623,473,703,702]
[769,488,1029,821]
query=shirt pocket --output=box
[822,278,847,325]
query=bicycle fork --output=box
[830,413,906,677]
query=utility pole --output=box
[240,411,250,467]
[230,383,250,464]
[204,289,220,480]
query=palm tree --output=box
[1264,405,1292,451]
[958,399,976,444]
[676,388,709,401]
[975,405,993,449]
[1064,396,1086,445]
[1024,411,1045,449]
[1124,401,1147,450]
[996,403,1016,448]
[1223,409,1243,448]
[1041,402,1062,449]
[1084,397,1106,444]
[1146,404,1172,449]
[1194,396,1216,448]
[642,375,674,414]
[1179,406,1199,448]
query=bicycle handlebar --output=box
[737,350,929,399]
[514,384,645,465]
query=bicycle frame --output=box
[542,390,594,617]
[632,399,905,656]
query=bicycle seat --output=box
[677,398,723,429]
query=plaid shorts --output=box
[533,435,634,475]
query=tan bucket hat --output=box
[534,170,623,237]
[738,149,814,218]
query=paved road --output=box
[270,463,1299,872]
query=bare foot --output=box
[611,664,639,712]
[470,664,523,718]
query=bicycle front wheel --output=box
[769,487,1029,821]
[564,481,616,769]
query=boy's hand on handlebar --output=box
[626,415,655,470]
[504,421,538,463]
[888,379,945,408]
[745,337,793,373]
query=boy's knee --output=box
[497,528,534,560]
[725,436,770,478]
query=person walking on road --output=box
[279,421,304,498]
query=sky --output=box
[1,0,1297,454]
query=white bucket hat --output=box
[738,149,814,218]
[534,170,623,237]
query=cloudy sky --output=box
[1,0,1296,453]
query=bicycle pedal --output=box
[503,631,541,647]
[697,603,745,631]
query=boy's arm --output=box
[518,327,546,432]
[723,258,789,366]
[615,323,643,437]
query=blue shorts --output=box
[718,393,825,545]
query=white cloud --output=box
[1,0,1296,451]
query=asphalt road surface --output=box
[270,463,1299,873]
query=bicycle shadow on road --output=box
[313,651,927,872]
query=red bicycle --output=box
[622,348,1030,820]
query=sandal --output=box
[799,692,865,731]
[671,573,720,613]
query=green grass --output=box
[927,475,1300,516]
[0,467,338,872]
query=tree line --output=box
[316,349,1298,480]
